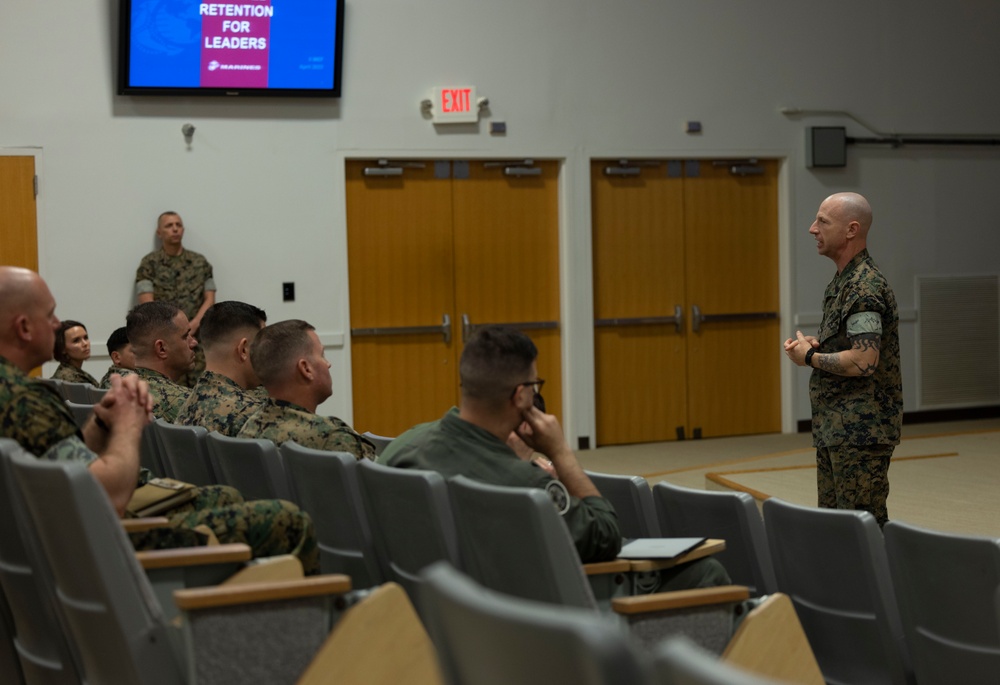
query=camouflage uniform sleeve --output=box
[40,435,98,465]
[0,384,80,458]
[135,253,155,295]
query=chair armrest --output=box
[583,559,632,576]
[625,539,726,572]
[612,585,749,615]
[173,574,352,610]
[136,543,252,570]
[121,516,171,533]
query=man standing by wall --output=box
[784,192,903,526]
[135,211,215,386]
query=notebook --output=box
[617,537,707,560]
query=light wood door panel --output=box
[347,159,562,432]
[684,160,781,438]
[346,160,458,435]
[592,159,780,445]
[452,161,562,420]
[592,161,687,443]
[0,156,38,270]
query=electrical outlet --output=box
[282,282,295,302]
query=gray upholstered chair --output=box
[153,419,217,486]
[447,475,747,654]
[10,447,354,685]
[763,498,914,685]
[652,636,789,685]
[355,459,460,603]
[586,470,661,537]
[419,560,646,685]
[0,438,82,685]
[64,400,94,429]
[884,520,1000,685]
[204,432,292,501]
[653,481,777,597]
[359,431,394,457]
[58,382,93,405]
[281,441,383,587]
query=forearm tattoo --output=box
[817,334,880,376]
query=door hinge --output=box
[33,175,39,198]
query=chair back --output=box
[281,442,383,587]
[140,423,168,478]
[653,481,777,596]
[419,561,645,685]
[86,386,108,403]
[652,636,786,685]
[205,432,292,501]
[64,401,94,429]
[359,432,394,457]
[884,520,1000,685]
[0,439,82,685]
[0,588,25,685]
[152,419,217,486]
[10,450,184,685]
[58,382,93,405]
[762,498,913,685]
[447,475,597,610]
[586,470,660,537]
[355,460,459,601]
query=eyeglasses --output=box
[514,379,545,395]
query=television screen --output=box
[118,0,344,97]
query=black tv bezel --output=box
[116,0,345,98]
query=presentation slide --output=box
[126,0,339,90]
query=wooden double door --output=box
[592,158,781,445]
[346,159,562,437]
[0,156,38,270]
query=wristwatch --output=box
[804,348,817,368]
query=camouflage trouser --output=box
[128,485,320,574]
[816,444,893,527]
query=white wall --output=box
[4,0,1000,440]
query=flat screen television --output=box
[118,0,344,97]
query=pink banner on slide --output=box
[200,2,272,88]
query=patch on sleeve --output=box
[846,311,882,337]
[545,480,571,515]
[41,435,98,465]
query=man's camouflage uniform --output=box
[175,370,265,437]
[810,249,903,526]
[51,362,99,386]
[134,366,191,423]
[238,398,376,461]
[135,248,214,387]
[0,355,318,572]
[98,365,137,389]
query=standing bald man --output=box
[783,193,902,526]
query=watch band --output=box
[804,348,817,368]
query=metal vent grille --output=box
[919,275,1000,408]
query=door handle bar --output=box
[691,305,777,333]
[462,314,559,343]
[352,313,452,344]
[595,306,684,334]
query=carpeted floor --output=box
[575,418,1000,538]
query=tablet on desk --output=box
[617,537,707,560]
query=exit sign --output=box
[432,86,478,124]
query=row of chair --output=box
[38,378,106,405]
[587,471,1000,685]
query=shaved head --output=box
[0,266,60,371]
[825,192,873,237]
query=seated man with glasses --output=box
[378,325,621,564]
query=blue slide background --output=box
[126,0,339,90]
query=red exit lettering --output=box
[441,88,471,113]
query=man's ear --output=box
[297,357,313,382]
[236,337,250,362]
[153,339,168,360]
[110,350,122,365]
[13,314,31,343]
[846,219,861,239]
